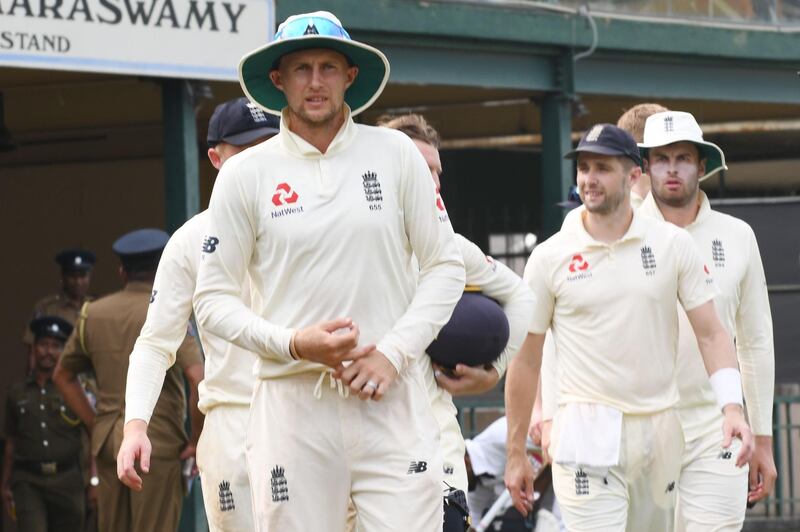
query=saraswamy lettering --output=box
[0,0,248,34]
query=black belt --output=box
[14,459,77,475]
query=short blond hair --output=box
[617,103,669,143]
[376,113,441,148]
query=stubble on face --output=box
[577,154,631,216]
[647,142,703,208]
[272,48,356,132]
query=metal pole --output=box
[162,79,200,234]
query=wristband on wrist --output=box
[709,367,743,411]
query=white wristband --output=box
[709,368,743,411]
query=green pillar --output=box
[162,79,200,234]
[539,52,574,238]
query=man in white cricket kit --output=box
[638,111,776,530]
[504,124,754,531]
[380,114,536,529]
[193,12,465,531]
[116,97,279,531]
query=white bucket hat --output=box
[639,111,727,181]
[239,11,390,117]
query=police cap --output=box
[29,315,73,342]
[55,249,96,273]
[112,228,169,271]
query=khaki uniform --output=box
[22,293,93,346]
[59,281,203,532]
[5,377,85,531]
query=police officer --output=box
[54,229,204,532]
[23,250,96,347]
[3,316,86,531]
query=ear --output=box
[344,66,359,90]
[207,147,223,170]
[642,158,650,174]
[269,70,284,92]
[629,165,642,187]
[118,265,127,285]
[698,158,707,177]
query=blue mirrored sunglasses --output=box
[275,16,351,41]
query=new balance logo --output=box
[664,116,674,132]
[407,461,428,474]
[202,236,220,254]
[641,246,657,274]
[219,480,235,512]
[149,290,157,304]
[270,466,289,502]
[718,450,733,460]
[575,469,589,496]
[246,102,268,123]
[712,239,725,267]
[665,481,675,493]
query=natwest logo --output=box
[272,183,299,207]
[568,254,589,273]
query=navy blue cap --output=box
[565,124,642,167]
[426,292,510,369]
[30,315,73,342]
[207,97,280,148]
[112,228,169,258]
[55,249,95,272]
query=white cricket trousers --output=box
[197,405,254,532]
[551,408,684,532]
[246,370,444,532]
[676,405,748,532]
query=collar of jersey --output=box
[278,106,357,159]
[639,190,711,229]
[566,205,647,248]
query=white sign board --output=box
[0,0,274,80]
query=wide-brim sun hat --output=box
[639,111,727,182]
[239,11,390,117]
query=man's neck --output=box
[64,291,82,305]
[656,194,701,228]
[582,204,634,244]
[286,110,346,154]
[34,370,51,388]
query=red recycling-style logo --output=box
[435,192,446,212]
[704,265,710,274]
[272,183,299,207]
[568,254,590,273]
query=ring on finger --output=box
[363,380,378,392]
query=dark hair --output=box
[120,251,162,278]
[377,113,441,149]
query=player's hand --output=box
[505,452,535,516]
[117,419,152,491]
[433,363,499,396]
[721,404,755,468]
[334,350,398,401]
[2,485,15,520]
[541,420,553,464]
[293,318,374,368]
[748,435,777,503]
[179,443,199,477]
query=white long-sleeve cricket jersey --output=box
[639,192,774,437]
[193,110,465,379]
[125,210,259,423]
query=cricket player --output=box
[617,103,669,208]
[504,124,754,531]
[193,11,465,531]
[116,97,279,531]
[380,113,537,527]
[638,110,776,530]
